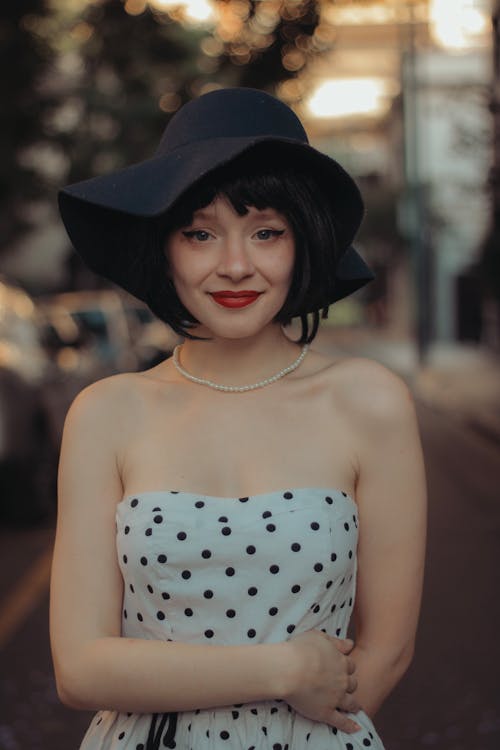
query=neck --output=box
[175,326,304,387]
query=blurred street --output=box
[1,328,499,750]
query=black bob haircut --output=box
[138,146,342,345]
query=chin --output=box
[193,318,280,341]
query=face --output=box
[164,195,295,340]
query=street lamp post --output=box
[400,1,433,366]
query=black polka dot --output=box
[363,740,372,747]
[283,492,293,499]
[152,506,161,511]
[130,498,138,508]
[145,528,152,537]
[182,570,191,579]
[269,607,278,616]
[137,612,143,622]
[247,629,256,638]
[346,744,354,750]
[136,744,144,750]
[204,589,214,599]
[310,522,320,530]
[232,711,239,719]
[218,515,228,523]
[331,552,337,562]
[348,550,353,559]
[118,732,125,740]
[291,584,300,593]
[140,557,148,566]
[246,545,256,554]
[287,624,296,633]
[273,744,283,750]
[147,584,153,593]
[225,567,235,576]
[177,531,187,540]
[124,526,130,534]
[266,524,276,532]
[239,497,249,503]
[195,501,205,508]
[184,608,193,616]
[326,580,332,588]
[336,627,341,636]
[313,604,321,613]
[157,611,165,620]
[221,527,231,536]
[123,609,127,619]
[262,511,272,518]
[154,515,163,524]
[344,522,350,531]
[250,708,258,715]
[269,564,280,574]
[162,592,170,600]
[291,542,301,551]
[325,496,333,504]
[157,554,167,563]
[314,563,323,572]
[220,730,230,739]
[201,549,211,558]
[205,629,214,638]
[226,609,236,618]
[129,583,134,593]
[248,587,258,596]
[122,555,128,564]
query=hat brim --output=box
[58,136,374,310]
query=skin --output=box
[50,195,427,734]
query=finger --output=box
[338,695,362,714]
[334,637,354,654]
[346,657,356,675]
[329,710,362,734]
[346,676,358,693]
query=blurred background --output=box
[0,1,499,748]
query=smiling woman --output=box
[52,87,427,750]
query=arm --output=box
[345,360,428,717]
[50,378,292,713]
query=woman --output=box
[51,87,427,750]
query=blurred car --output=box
[35,290,181,459]
[36,289,180,376]
[0,277,61,525]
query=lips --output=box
[210,291,262,308]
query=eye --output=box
[182,230,211,242]
[255,229,285,241]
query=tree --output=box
[0,1,55,247]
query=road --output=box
[0,400,499,750]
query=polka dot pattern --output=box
[80,488,385,750]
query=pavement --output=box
[314,324,500,445]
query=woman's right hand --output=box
[283,629,362,733]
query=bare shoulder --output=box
[64,372,146,437]
[318,354,416,424]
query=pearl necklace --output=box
[172,343,309,392]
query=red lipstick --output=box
[210,291,262,309]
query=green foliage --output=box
[3,0,323,252]
[0,1,55,246]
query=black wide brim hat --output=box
[58,87,374,311]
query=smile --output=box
[210,292,262,308]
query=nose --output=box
[216,235,255,281]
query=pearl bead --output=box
[172,343,309,392]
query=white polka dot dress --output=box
[79,487,386,749]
